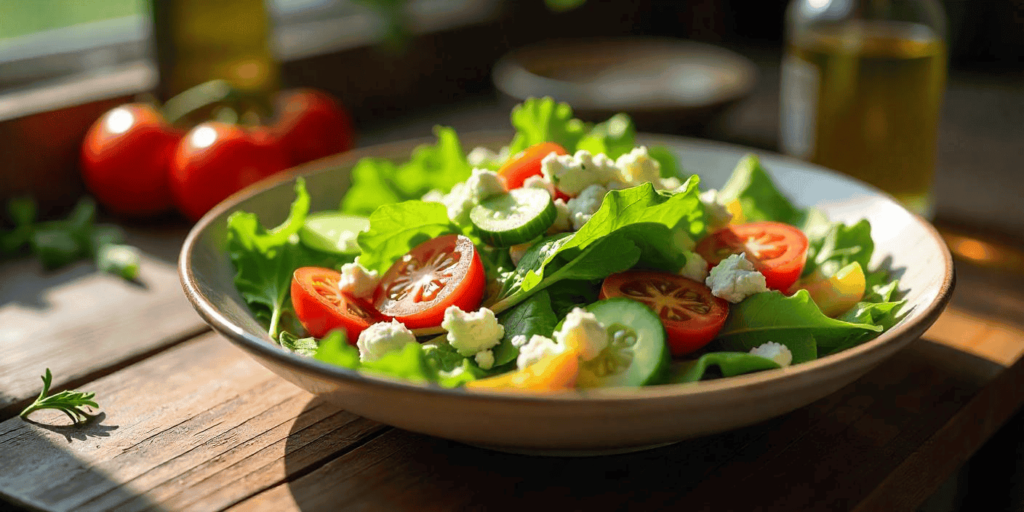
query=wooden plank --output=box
[0,331,387,512]
[0,226,209,416]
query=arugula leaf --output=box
[671,352,781,383]
[718,154,802,224]
[508,97,588,154]
[803,219,875,278]
[576,113,636,159]
[494,290,559,366]
[648,146,682,179]
[279,331,320,357]
[356,200,457,274]
[228,179,347,338]
[716,290,881,351]
[341,126,471,216]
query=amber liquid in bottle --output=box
[781,21,946,216]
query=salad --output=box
[226,97,907,392]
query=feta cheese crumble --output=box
[512,334,564,370]
[474,349,496,370]
[338,260,379,299]
[548,198,572,234]
[428,168,505,224]
[750,341,793,367]
[441,306,505,357]
[699,189,734,229]
[467,146,509,167]
[541,150,618,196]
[614,146,662,188]
[554,308,609,361]
[705,252,769,303]
[356,320,416,362]
[678,251,709,283]
[566,184,608,230]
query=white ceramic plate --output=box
[179,133,954,454]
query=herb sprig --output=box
[19,369,100,425]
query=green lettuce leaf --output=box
[314,331,481,387]
[803,219,875,278]
[228,179,348,338]
[356,200,457,273]
[718,154,802,224]
[494,290,559,366]
[279,331,320,357]
[508,97,588,154]
[341,126,471,216]
[313,331,359,368]
[716,290,881,352]
[648,146,682,179]
[671,352,781,383]
[576,113,636,159]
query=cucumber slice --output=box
[577,298,670,388]
[299,212,369,255]
[470,188,556,248]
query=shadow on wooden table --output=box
[267,336,1006,511]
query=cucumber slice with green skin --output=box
[577,298,670,388]
[470,188,556,248]
[299,212,369,255]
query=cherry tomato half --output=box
[497,142,568,194]
[272,89,355,166]
[81,104,183,216]
[695,221,809,291]
[169,122,290,221]
[600,272,729,356]
[292,267,380,342]
[373,234,485,329]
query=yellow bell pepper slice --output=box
[796,262,866,317]
[466,350,579,392]
[726,198,746,225]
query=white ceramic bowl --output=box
[179,133,954,454]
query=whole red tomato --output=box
[272,89,354,166]
[81,104,182,216]
[169,122,289,221]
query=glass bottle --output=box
[150,0,280,103]
[780,0,947,217]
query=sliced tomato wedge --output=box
[292,267,380,342]
[373,234,485,329]
[600,272,729,357]
[497,142,570,200]
[695,221,809,291]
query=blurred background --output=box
[0,1,1022,509]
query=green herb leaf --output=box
[314,331,359,368]
[803,219,875,278]
[20,369,99,425]
[671,352,781,383]
[96,244,141,280]
[716,290,881,351]
[508,97,588,154]
[279,331,320,357]
[356,200,457,274]
[718,154,802,224]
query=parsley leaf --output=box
[20,369,99,425]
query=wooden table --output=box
[1,219,1024,512]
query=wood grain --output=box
[0,332,386,512]
[0,226,207,417]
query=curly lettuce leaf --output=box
[356,200,457,273]
[314,331,481,387]
[341,126,471,216]
[576,113,636,159]
[508,97,588,154]
[719,154,802,224]
[228,179,347,338]
[716,290,881,353]
[671,352,782,383]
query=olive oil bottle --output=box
[781,0,947,217]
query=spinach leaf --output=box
[356,200,457,273]
[548,279,601,318]
[713,332,818,365]
[671,352,781,383]
[341,126,471,216]
[716,290,881,351]
[494,291,559,366]
[718,154,802,224]
[508,97,588,154]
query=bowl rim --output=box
[178,132,956,405]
